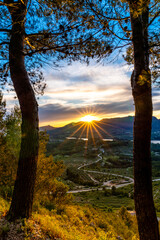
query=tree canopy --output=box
[0,0,114,94]
[0,0,159,88]
[0,0,160,238]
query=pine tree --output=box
[80,1,160,238]
[0,0,111,219]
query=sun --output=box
[80,115,99,122]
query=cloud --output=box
[43,62,132,94]
[39,100,134,123]
[152,88,160,97]
[37,62,160,124]
[3,61,160,125]
[153,101,160,111]
[46,71,94,83]
[38,62,133,112]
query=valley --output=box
[44,123,160,215]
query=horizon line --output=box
[40,114,160,128]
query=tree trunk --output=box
[129,1,159,239]
[7,2,39,220]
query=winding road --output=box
[77,153,102,170]
[68,149,160,194]
[67,151,160,222]
[68,150,134,193]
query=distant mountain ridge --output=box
[41,116,160,140]
[40,125,55,131]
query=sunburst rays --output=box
[54,112,117,156]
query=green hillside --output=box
[0,196,139,240]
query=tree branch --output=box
[0,0,14,6]
[87,0,130,21]
[24,28,104,56]
[0,41,9,45]
[0,29,11,33]
[86,1,131,42]
[148,10,160,26]
[26,23,80,39]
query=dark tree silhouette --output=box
[82,0,160,238]
[129,2,159,239]
[0,1,160,238]
[0,0,111,219]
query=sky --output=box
[3,60,160,127]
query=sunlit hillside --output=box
[0,196,139,240]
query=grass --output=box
[73,190,135,212]
[32,205,139,240]
[63,154,97,168]
[0,196,139,240]
[86,171,130,183]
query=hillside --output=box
[0,196,139,240]
[41,116,160,140]
[40,125,55,131]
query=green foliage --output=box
[0,196,9,214]
[74,190,134,212]
[0,91,6,129]
[0,102,70,209]
[5,106,21,159]
[103,186,132,199]
[34,131,72,209]
[111,186,116,195]
[0,195,138,240]
[26,204,138,240]
[67,167,96,186]
[47,139,85,156]
[119,207,133,228]
[0,94,21,199]
[0,223,10,238]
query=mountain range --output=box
[40,116,160,140]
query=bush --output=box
[119,207,133,227]
[0,186,13,200]
[104,189,111,196]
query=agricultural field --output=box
[46,138,160,215]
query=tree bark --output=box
[129,1,159,239]
[7,1,39,220]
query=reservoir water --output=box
[151,140,160,144]
[66,137,114,142]
[66,137,160,144]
